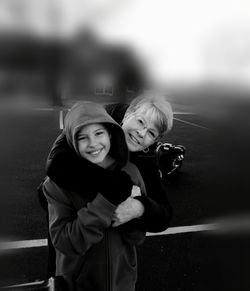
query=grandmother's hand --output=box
[112,197,145,227]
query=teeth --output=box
[89,149,102,155]
[130,134,139,145]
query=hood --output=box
[64,101,129,168]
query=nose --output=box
[88,136,97,147]
[136,128,147,138]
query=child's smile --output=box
[77,123,114,168]
[87,147,104,156]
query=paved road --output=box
[0,105,249,290]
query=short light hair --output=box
[124,93,173,138]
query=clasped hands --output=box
[112,186,145,227]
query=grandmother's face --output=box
[122,107,159,152]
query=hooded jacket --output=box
[43,102,146,291]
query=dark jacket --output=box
[43,102,146,291]
[46,103,172,232]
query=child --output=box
[43,102,146,291]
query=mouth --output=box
[129,133,141,146]
[87,148,104,156]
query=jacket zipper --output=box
[105,231,111,291]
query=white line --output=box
[2,219,249,250]
[147,223,220,236]
[34,109,194,114]
[0,239,47,250]
[3,278,54,289]
[29,108,55,111]
[0,224,221,251]
[26,108,71,112]
[3,280,47,288]
[173,112,194,115]
[59,110,64,130]
[174,117,210,130]
[31,108,195,115]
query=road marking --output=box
[147,223,220,236]
[0,224,221,250]
[29,108,56,111]
[173,112,194,115]
[174,117,211,130]
[0,239,47,250]
[3,278,54,289]
[59,110,64,130]
[32,107,70,111]
[27,108,195,115]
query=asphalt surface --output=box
[0,102,249,290]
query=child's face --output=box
[122,106,159,152]
[77,123,111,167]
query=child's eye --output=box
[78,136,87,141]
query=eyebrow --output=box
[78,127,105,135]
[95,127,104,131]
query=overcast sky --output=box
[92,0,250,86]
[1,0,250,86]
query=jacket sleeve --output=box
[133,163,173,233]
[117,163,147,245]
[43,179,116,257]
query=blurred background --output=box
[0,0,249,107]
[0,0,250,290]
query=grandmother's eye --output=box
[149,131,156,138]
[137,118,144,125]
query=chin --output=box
[126,137,139,152]
[94,156,106,164]
[85,155,104,165]
[127,141,136,152]
[127,143,141,152]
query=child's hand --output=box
[130,185,141,198]
[112,197,144,227]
